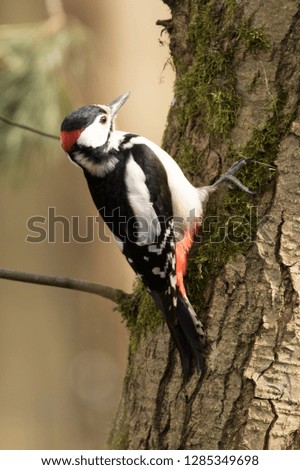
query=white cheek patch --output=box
[77,115,110,149]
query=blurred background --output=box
[0,0,174,449]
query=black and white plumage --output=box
[60,93,252,378]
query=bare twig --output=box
[156,19,173,30]
[0,268,129,304]
[0,116,60,141]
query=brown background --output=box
[0,0,173,449]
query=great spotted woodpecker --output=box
[60,93,252,378]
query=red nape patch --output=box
[60,129,82,153]
[175,227,195,298]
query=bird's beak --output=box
[108,92,130,118]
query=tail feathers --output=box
[166,321,193,379]
[151,290,205,377]
[176,295,205,373]
[151,291,193,378]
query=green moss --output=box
[240,22,270,52]
[175,0,240,140]
[175,138,203,174]
[108,429,129,450]
[168,1,271,174]
[119,281,163,351]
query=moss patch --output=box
[175,0,240,141]
[239,21,270,53]
[108,428,129,450]
[169,0,270,174]
[119,281,163,352]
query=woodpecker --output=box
[60,93,252,378]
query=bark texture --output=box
[110,0,300,450]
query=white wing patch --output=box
[124,136,203,234]
[125,155,161,245]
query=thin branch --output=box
[0,116,60,141]
[0,268,130,304]
[156,19,173,29]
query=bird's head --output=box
[60,92,130,154]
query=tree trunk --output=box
[109,0,300,450]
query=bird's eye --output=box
[100,115,107,124]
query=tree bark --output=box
[109,0,300,450]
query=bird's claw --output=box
[212,159,254,195]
